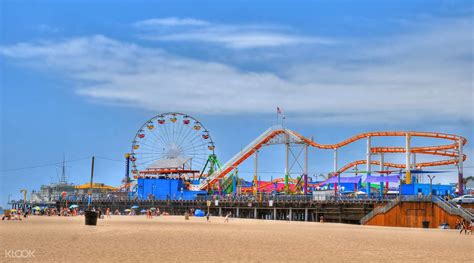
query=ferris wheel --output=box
[130,112,215,176]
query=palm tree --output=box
[462,176,473,185]
[311,173,326,182]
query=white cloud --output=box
[36,24,62,33]
[0,17,472,125]
[148,31,331,49]
[134,17,334,49]
[134,17,209,27]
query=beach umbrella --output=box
[11,209,17,212]
[69,204,79,209]
[124,209,131,212]
[140,209,147,213]
[150,207,156,211]
[194,209,205,217]
[356,191,366,195]
[131,205,139,209]
[33,206,41,210]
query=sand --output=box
[1,215,472,262]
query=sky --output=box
[0,0,473,207]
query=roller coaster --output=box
[189,125,467,195]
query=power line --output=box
[95,156,124,162]
[0,157,91,173]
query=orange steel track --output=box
[287,130,467,173]
[200,129,467,190]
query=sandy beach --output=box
[1,215,472,262]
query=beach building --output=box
[30,182,117,204]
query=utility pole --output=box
[88,156,95,209]
[60,154,67,184]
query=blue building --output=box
[400,183,454,197]
[137,178,206,200]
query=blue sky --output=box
[1,0,473,207]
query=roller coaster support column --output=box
[254,151,258,196]
[232,168,237,195]
[365,136,372,196]
[366,137,371,196]
[413,153,417,183]
[379,153,384,197]
[304,145,308,195]
[405,134,412,184]
[458,139,464,195]
[285,138,290,194]
[334,148,339,195]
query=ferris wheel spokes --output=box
[130,112,215,177]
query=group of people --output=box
[455,219,473,235]
[197,211,232,223]
[146,209,154,219]
[1,209,23,220]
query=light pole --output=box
[152,184,156,208]
[427,175,435,198]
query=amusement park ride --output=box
[119,112,468,199]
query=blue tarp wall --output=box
[137,178,206,200]
[318,182,359,192]
[400,183,454,196]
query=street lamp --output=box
[427,174,436,198]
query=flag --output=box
[277,107,282,114]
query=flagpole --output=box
[276,107,278,126]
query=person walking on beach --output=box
[147,209,153,219]
[459,220,467,235]
[98,208,103,219]
[455,219,461,229]
[106,208,111,218]
[206,212,210,222]
[224,212,231,223]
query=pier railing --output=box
[432,196,474,222]
[194,194,396,204]
[360,198,401,225]
[20,193,399,207]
